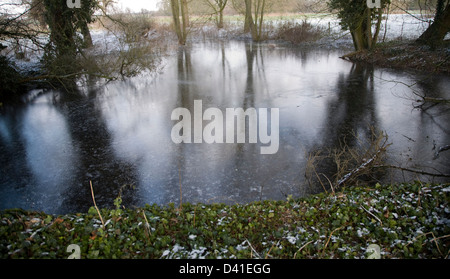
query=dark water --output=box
[1,40,449,214]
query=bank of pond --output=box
[0,182,448,259]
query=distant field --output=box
[93,10,435,31]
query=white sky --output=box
[0,0,161,14]
[115,0,160,12]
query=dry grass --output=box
[305,128,390,193]
[273,20,325,44]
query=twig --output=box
[312,166,327,193]
[360,205,382,225]
[429,232,443,257]
[244,239,262,259]
[390,4,432,23]
[417,179,423,208]
[422,97,450,104]
[408,232,449,257]
[178,163,183,211]
[193,205,197,228]
[89,181,105,230]
[142,210,150,230]
[335,145,386,189]
[402,134,416,142]
[265,241,280,259]
[320,173,334,194]
[434,145,450,159]
[142,210,152,244]
[373,165,450,178]
[321,226,343,256]
[294,240,314,259]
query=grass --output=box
[1,182,448,259]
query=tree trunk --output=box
[350,7,383,51]
[244,0,265,41]
[170,0,188,45]
[372,8,383,47]
[170,0,181,42]
[244,0,253,33]
[80,20,93,48]
[181,0,189,28]
[218,9,224,28]
[351,28,365,51]
[417,1,450,47]
[45,0,76,57]
[364,8,373,49]
[257,0,266,41]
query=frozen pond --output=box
[0,40,449,214]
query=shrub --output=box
[275,20,324,44]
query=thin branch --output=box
[244,239,262,259]
[360,205,382,225]
[373,165,450,178]
[335,138,389,189]
[294,240,314,259]
[90,180,105,230]
[321,226,344,256]
[434,145,450,159]
[320,173,335,194]
[390,3,433,23]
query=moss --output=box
[0,182,448,259]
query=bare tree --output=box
[203,0,228,28]
[0,0,47,51]
[232,0,270,41]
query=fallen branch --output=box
[373,165,450,178]
[335,143,387,189]
[339,50,363,60]
[434,145,450,159]
[19,72,118,84]
[422,97,450,104]
[415,97,450,110]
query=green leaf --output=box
[88,207,97,216]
